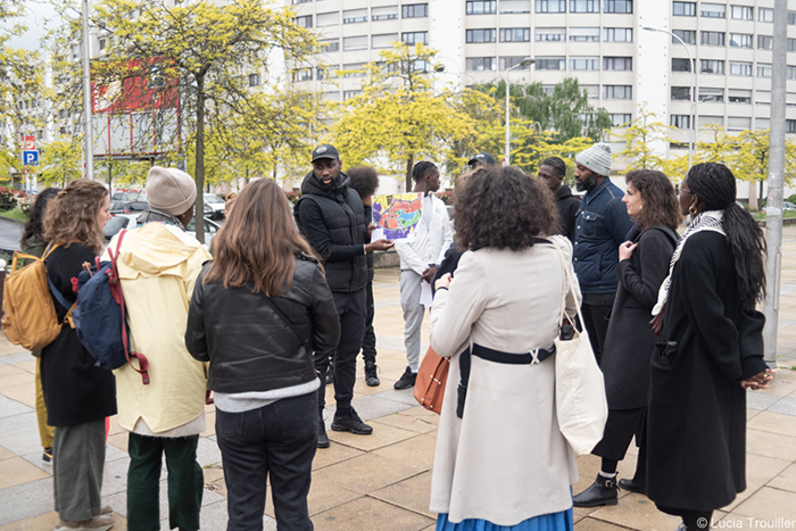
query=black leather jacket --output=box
[185,256,341,394]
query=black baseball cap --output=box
[468,153,495,166]
[311,144,340,162]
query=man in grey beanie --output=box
[572,143,632,366]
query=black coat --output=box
[41,244,117,426]
[185,256,340,394]
[601,226,677,410]
[555,184,580,243]
[646,231,767,511]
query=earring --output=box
[639,204,643,211]
[689,205,698,215]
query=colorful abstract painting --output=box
[372,193,423,240]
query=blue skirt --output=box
[436,508,573,531]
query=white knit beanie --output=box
[576,142,613,177]
[145,166,197,216]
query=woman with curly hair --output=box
[646,163,772,531]
[573,169,681,507]
[429,166,580,531]
[41,179,116,531]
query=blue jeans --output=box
[216,392,318,531]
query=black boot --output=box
[317,415,330,448]
[364,360,380,387]
[618,478,644,494]
[572,473,618,507]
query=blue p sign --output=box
[22,150,38,166]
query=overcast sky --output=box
[7,0,61,52]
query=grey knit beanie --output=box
[576,142,612,177]
[145,166,197,216]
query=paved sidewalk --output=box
[3,227,796,530]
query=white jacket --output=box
[395,194,452,275]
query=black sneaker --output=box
[364,360,380,387]
[317,420,330,448]
[42,447,53,464]
[393,366,417,390]
[331,407,373,435]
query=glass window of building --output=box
[569,27,600,42]
[790,11,796,25]
[701,59,724,74]
[343,9,367,23]
[372,6,398,20]
[603,85,632,99]
[343,36,367,51]
[502,28,532,42]
[342,63,367,77]
[295,15,312,28]
[788,93,796,106]
[672,30,696,44]
[604,28,633,42]
[321,39,340,52]
[402,3,428,17]
[670,115,691,129]
[316,12,339,26]
[788,66,796,80]
[536,57,566,70]
[317,68,329,80]
[700,3,725,18]
[787,119,796,133]
[372,33,398,48]
[536,0,566,13]
[610,114,632,127]
[500,0,531,13]
[293,68,312,82]
[758,36,773,50]
[604,0,632,13]
[603,56,632,71]
[729,61,752,76]
[728,89,752,103]
[727,117,751,131]
[466,29,497,43]
[756,118,770,130]
[672,57,694,72]
[701,31,725,46]
[500,56,533,70]
[402,31,428,45]
[673,2,695,16]
[248,73,261,87]
[570,57,599,70]
[758,8,774,22]
[698,116,723,128]
[570,0,598,13]
[671,87,691,100]
[730,5,753,20]
[757,63,772,78]
[756,91,771,104]
[789,38,796,52]
[466,1,497,14]
[582,85,600,98]
[324,91,341,102]
[729,34,752,48]
[343,90,362,100]
[699,88,724,102]
[467,57,497,71]
[535,27,565,41]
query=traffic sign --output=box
[22,135,35,150]
[22,150,39,166]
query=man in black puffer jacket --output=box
[294,144,394,448]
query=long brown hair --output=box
[43,179,108,254]
[625,170,682,231]
[204,179,317,297]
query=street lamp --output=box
[504,57,534,166]
[642,26,696,169]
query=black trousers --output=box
[592,406,647,488]
[315,289,366,412]
[580,292,614,365]
[215,393,317,531]
[361,280,377,363]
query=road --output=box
[0,217,23,252]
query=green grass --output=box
[754,210,796,220]
[0,207,27,222]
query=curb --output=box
[0,215,25,225]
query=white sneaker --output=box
[54,515,114,531]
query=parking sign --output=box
[22,150,39,166]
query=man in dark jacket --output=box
[572,143,633,364]
[537,156,579,242]
[295,145,394,448]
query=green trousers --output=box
[126,433,203,531]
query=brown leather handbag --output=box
[413,346,449,415]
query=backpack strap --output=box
[43,243,78,329]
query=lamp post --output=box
[642,26,696,169]
[504,57,534,166]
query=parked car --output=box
[111,190,147,202]
[203,193,226,219]
[784,202,796,211]
[103,214,221,249]
[110,200,148,215]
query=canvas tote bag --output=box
[549,239,608,455]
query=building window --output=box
[570,57,599,70]
[758,8,774,22]
[609,114,632,127]
[467,29,497,43]
[701,31,725,47]
[536,57,565,70]
[604,28,633,42]
[343,8,367,23]
[758,36,773,50]
[670,115,691,129]
[603,85,632,99]
[343,36,368,51]
[316,12,339,26]
[672,29,696,45]
[699,88,724,103]
[672,58,694,72]
[317,68,329,80]
[671,87,691,100]
[500,57,533,70]
[701,59,724,75]
[402,31,428,45]
[342,63,366,77]
[672,2,695,16]
[466,1,497,14]
[372,33,398,49]
[570,0,598,13]
[728,89,751,104]
[603,57,632,71]
[757,63,772,78]
[402,3,428,17]
[536,0,566,13]
[294,15,312,28]
[99,37,106,51]
[499,0,532,14]
[789,66,796,80]
[789,38,796,52]
[293,0,311,4]
[343,90,362,100]
[790,11,796,25]
[372,5,398,20]
[729,61,752,77]
[700,3,725,18]
[467,57,497,71]
[582,85,599,99]
[728,117,751,131]
[248,73,261,86]
[787,120,796,133]
[569,27,599,42]
[730,5,753,20]
[729,34,752,48]
[321,40,340,52]
[293,68,312,82]
[501,28,531,42]
[535,27,565,41]
[604,0,631,13]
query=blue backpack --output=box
[52,230,150,384]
